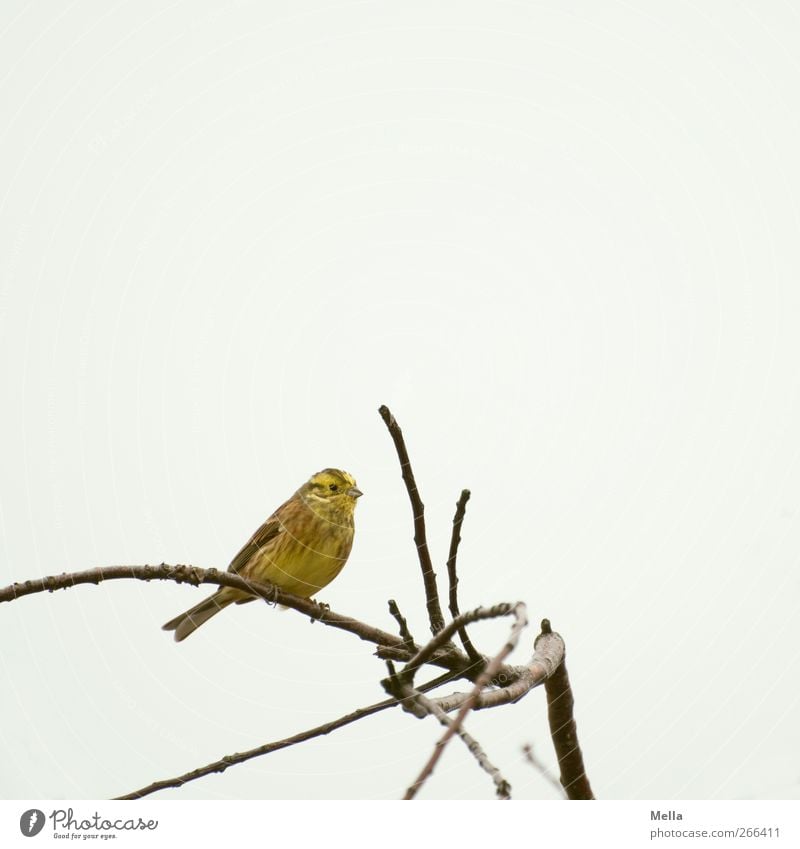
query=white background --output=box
[1,1,799,801]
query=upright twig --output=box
[403,602,528,799]
[541,620,594,800]
[446,489,482,665]
[388,599,415,651]
[379,405,446,635]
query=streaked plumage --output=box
[162,468,362,641]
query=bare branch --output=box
[378,405,446,635]
[118,621,566,801]
[116,668,461,800]
[541,620,594,800]
[0,564,481,680]
[0,563,397,645]
[116,701,392,800]
[0,565,542,693]
[446,489,482,664]
[386,669,511,800]
[403,602,528,799]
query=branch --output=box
[116,668,460,800]
[116,702,391,800]
[542,620,595,800]
[433,625,565,714]
[446,489,482,664]
[378,405,446,635]
[120,620,566,801]
[0,564,529,686]
[385,668,511,800]
[0,563,396,644]
[5,563,575,799]
[402,602,528,799]
[0,564,481,679]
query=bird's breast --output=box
[244,518,354,598]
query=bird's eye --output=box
[329,484,339,492]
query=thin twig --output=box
[116,702,390,800]
[541,620,594,800]
[116,669,460,800]
[385,668,511,800]
[388,599,415,651]
[403,602,528,799]
[378,405,446,635]
[522,744,567,798]
[446,489,482,664]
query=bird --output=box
[162,468,362,641]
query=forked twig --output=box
[403,602,528,799]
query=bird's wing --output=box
[227,515,283,575]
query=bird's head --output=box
[301,468,363,517]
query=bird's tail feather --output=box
[162,589,237,642]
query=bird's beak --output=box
[348,487,363,499]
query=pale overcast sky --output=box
[1,1,799,801]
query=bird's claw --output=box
[310,599,330,623]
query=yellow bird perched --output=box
[162,468,362,641]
